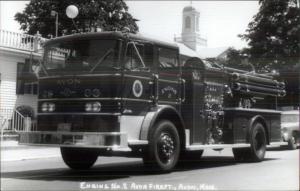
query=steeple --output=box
[180,5,207,50]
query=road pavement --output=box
[1,145,299,191]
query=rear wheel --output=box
[233,123,266,162]
[232,148,248,162]
[288,132,298,150]
[61,147,98,170]
[250,123,267,161]
[143,120,180,171]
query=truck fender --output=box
[247,115,270,144]
[139,105,186,148]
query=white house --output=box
[175,5,230,61]
[0,29,43,131]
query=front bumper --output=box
[19,131,128,148]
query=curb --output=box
[1,141,61,162]
[1,147,61,162]
[1,140,22,150]
[1,140,49,151]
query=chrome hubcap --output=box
[158,133,175,163]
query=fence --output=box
[0,29,45,52]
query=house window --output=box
[24,82,38,94]
[16,59,38,95]
[185,16,191,29]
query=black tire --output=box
[179,150,204,163]
[249,123,267,161]
[143,120,180,171]
[232,148,252,162]
[61,147,98,170]
[288,132,298,150]
[233,123,266,162]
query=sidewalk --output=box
[1,140,60,162]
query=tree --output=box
[240,0,300,72]
[206,48,253,71]
[223,48,253,71]
[15,0,139,38]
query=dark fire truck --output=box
[19,32,286,171]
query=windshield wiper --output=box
[90,49,113,73]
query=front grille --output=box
[37,115,120,132]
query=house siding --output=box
[0,48,39,117]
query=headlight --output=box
[48,103,55,112]
[41,103,48,112]
[92,102,101,112]
[85,102,101,112]
[41,102,55,112]
[85,103,93,112]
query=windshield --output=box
[43,39,119,75]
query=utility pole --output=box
[51,10,58,37]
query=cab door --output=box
[122,42,154,115]
[156,47,181,110]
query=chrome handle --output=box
[151,74,159,102]
[181,79,186,103]
[154,74,159,101]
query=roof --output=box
[175,42,231,60]
[175,42,202,58]
[132,32,178,48]
[44,31,177,49]
[197,47,230,58]
[183,5,196,12]
[44,32,231,59]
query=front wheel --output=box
[61,147,99,170]
[143,120,180,171]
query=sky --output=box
[0,0,259,49]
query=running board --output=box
[186,142,288,151]
[186,144,251,151]
[267,142,288,148]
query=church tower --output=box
[180,5,207,50]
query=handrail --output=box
[0,29,46,52]
[12,110,26,132]
[0,108,36,133]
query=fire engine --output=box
[19,32,286,171]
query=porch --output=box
[0,29,44,140]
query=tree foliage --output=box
[206,48,253,71]
[240,0,300,72]
[15,0,139,38]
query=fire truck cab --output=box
[19,32,284,171]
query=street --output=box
[1,147,299,191]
